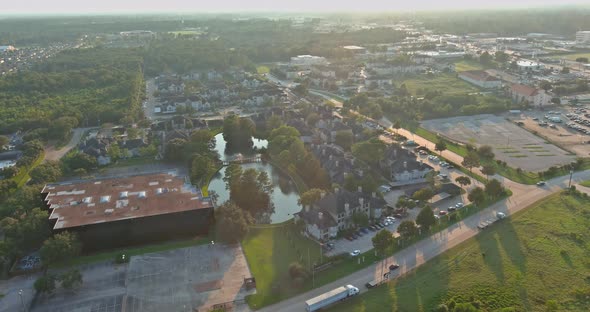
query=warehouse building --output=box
[41,172,214,251]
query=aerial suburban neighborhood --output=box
[1,3,590,312]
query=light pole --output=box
[19,289,26,312]
[569,170,574,189]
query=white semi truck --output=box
[305,284,360,312]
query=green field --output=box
[329,192,590,312]
[256,65,270,74]
[454,60,487,72]
[550,52,590,62]
[11,153,44,187]
[399,74,479,96]
[243,222,323,309]
[580,180,590,187]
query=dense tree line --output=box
[267,125,330,189]
[0,48,145,135]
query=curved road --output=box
[44,127,94,162]
[259,84,590,312]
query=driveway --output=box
[44,127,94,162]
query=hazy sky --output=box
[3,0,589,14]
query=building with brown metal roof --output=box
[41,172,214,251]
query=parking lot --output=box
[30,244,254,312]
[515,105,590,157]
[422,114,575,172]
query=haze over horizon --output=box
[2,0,590,14]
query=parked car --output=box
[361,228,370,234]
[455,203,464,209]
[439,210,448,216]
[394,214,403,219]
[346,236,353,241]
[389,264,400,270]
[448,206,457,212]
[350,250,361,257]
[365,280,378,288]
[537,181,546,186]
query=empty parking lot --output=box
[422,114,575,172]
[30,244,254,312]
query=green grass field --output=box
[454,60,486,72]
[11,153,44,187]
[580,180,590,187]
[399,74,479,96]
[256,65,270,74]
[550,52,590,62]
[329,192,590,312]
[243,222,323,309]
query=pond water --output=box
[207,133,302,224]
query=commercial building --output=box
[516,60,544,72]
[458,70,502,89]
[576,31,590,44]
[41,172,214,250]
[509,83,551,108]
[0,45,16,53]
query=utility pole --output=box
[569,170,574,189]
[19,289,26,312]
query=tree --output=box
[479,52,492,65]
[29,161,62,184]
[352,212,369,228]
[107,143,123,161]
[481,165,496,180]
[477,145,495,159]
[351,139,386,165]
[222,115,255,151]
[22,140,44,158]
[495,51,509,63]
[462,151,480,172]
[216,202,252,243]
[306,112,320,127]
[165,138,187,162]
[397,220,418,239]
[298,188,323,206]
[335,130,353,151]
[40,232,82,268]
[0,135,8,149]
[468,187,486,206]
[267,115,283,131]
[413,187,434,202]
[416,206,436,230]
[1,208,50,254]
[392,120,401,134]
[455,176,471,187]
[539,80,552,91]
[372,229,394,255]
[63,153,98,171]
[485,179,504,198]
[224,165,273,218]
[48,117,78,140]
[60,269,83,290]
[435,140,447,155]
[561,67,570,74]
[293,84,308,96]
[34,274,57,294]
[190,154,217,186]
[575,57,589,63]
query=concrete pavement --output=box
[44,127,94,162]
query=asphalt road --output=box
[260,169,590,312]
[257,90,590,312]
[44,127,94,162]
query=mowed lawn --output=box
[550,52,590,62]
[399,74,479,96]
[243,222,322,309]
[329,192,590,312]
[454,60,486,72]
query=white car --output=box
[455,203,464,209]
[350,250,361,257]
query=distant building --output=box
[290,55,328,67]
[509,83,550,108]
[342,45,367,54]
[576,31,590,44]
[458,70,502,89]
[516,60,544,72]
[0,45,16,53]
[41,173,214,251]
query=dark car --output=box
[327,242,335,248]
[351,233,359,239]
[346,236,353,241]
[389,264,400,270]
[361,228,370,234]
[394,214,403,219]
